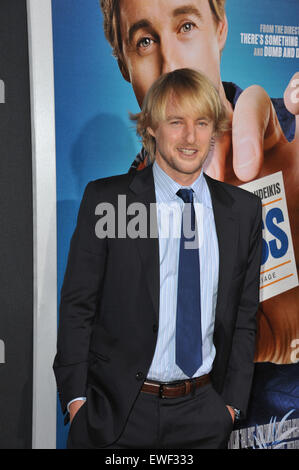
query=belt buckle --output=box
[159,384,167,399]
[158,380,181,398]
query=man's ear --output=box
[210,133,216,149]
[118,58,130,82]
[217,14,228,52]
[147,127,155,138]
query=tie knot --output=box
[176,188,194,204]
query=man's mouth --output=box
[177,148,198,156]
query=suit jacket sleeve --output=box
[53,181,107,418]
[221,197,263,417]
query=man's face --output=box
[148,97,214,185]
[119,0,227,106]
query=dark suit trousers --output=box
[68,383,234,449]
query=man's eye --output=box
[180,22,195,33]
[137,37,154,49]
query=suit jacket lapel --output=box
[204,174,239,330]
[129,166,160,322]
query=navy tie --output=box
[175,188,202,377]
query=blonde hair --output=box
[130,68,229,161]
[99,0,226,67]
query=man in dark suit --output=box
[53,68,262,449]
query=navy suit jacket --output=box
[53,165,262,448]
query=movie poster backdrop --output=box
[51,0,299,449]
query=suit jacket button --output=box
[136,372,144,380]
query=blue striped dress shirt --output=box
[147,161,219,381]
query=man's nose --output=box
[160,36,180,74]
[185,123,197,144]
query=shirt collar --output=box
[153,160,212,208]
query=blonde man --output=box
[130,67,229,161]
[54,69,262,449]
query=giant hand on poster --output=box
[210,74,299,366]
[238,77,299,365]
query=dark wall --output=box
[0,0,33,449]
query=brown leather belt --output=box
[141,374,210,399]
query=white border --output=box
[27,0,57,449]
